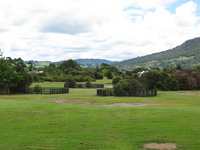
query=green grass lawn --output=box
[31,78,113,88]
[0,82,200,149]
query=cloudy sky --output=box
[0,0,200,61]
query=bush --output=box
[113,78,145,96]
[65,76,76,88]
[112,77,121,85]
[86,81,92,88]
[139,70,179,90]
[97,89,112,96]
[94,72,104,79]
[34,85,42,94]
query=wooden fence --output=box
[75,84,104,88]
[64,84,104,88]
[97,89,157,97]
[0,87,69,94]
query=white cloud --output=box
[175,1,198,26]
[0,0,200,61]
[130,0,178,9]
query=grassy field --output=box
[31,78,113,88]
[0,81,200,149]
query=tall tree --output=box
[0,58,21,89]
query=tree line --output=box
[0,55,121,90]
[113,65,200,92]
[1,54,200,92]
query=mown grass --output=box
[0,81,200,149]
[31,78,113,88]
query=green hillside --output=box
[113,37,200,70]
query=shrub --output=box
[112,77,121,85]
[65,76,76,88]
[86,81,92,88]
[113,78,145,96]
[34,85,42,94]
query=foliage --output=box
[29,59,108,82]
[171,70,200,90]
[94,71,104,79]
[58,59,82,72]
[34,84,42,93]
[0,57,32,89]
[101,63,120,78]
[112,77,121,85]
[139,70,179,91]
[194,65,200,72]
[86,81,92,88]
[113,78,145,96]
[0,58,21,88]
[12,58,32,88]
[65,75,76,88]
[132,67,149,73]
[102,69,113,79]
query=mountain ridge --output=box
[24,58,116,68]
[112,37,200,69]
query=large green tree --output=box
[58,59,82,72]
[5,57,32,89]
[139,70,179,90]
[0,58,21,89]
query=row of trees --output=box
[1,54,121,90]
[29,60,120,83]
[1,52,200,92]
[113,65,200,92]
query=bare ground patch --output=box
[177,92,200,96]
[143,143,177,150]
[91,103,154,107]
[54,99,170,107]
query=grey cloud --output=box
[0,28,8,32]
[40,14,91,35]
[12,18,28,26]
[66,47,89,52]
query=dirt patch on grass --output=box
[91,103,153,107]
[177,92,199,96]
[143,143,177,150]
[54,99,169,107]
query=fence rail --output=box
[64,84,104,88]
[75,84,104,88]
[97,89,157,97]
[0,87,69,94]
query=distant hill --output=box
[75,58,114,64]
[112,37,200,70]
[75,59,116,67]
[25,59,116,68]
[24,60,51,68]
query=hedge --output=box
[97,89,157,97]
[65,83,104,88]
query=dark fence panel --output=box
[75,84,104,88]
[0,88,69,94]
[0,89,10,94]
[97,89,157,97]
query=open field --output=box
[31,78,113,88]
[0,82,200,149]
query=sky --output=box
[0,0,200,61]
